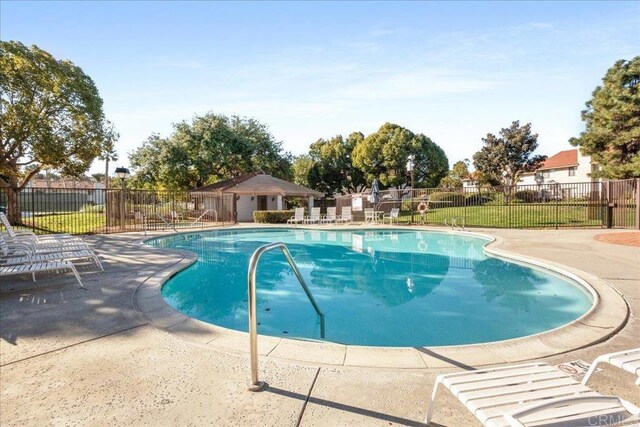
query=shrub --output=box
[81,203,104,213]
[429,191,465,207]
[514,190,538,203]
[464,194,490,206]
[253,210,295,223]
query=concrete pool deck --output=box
[1,226,639,426]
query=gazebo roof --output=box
[191,172,324,197]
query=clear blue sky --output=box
[2,1,638,174]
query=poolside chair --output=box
[0,212,78,242]
[304,207,321,224]
[583,347,640,386]
[0,232,91,254]
[0,259,84,288]
[337,207,352,224]
[321,207,338,224]
[1,239,103,271]
[364,208,375,223]
[425,361,640,426]
[382,208,400,225]
[287,208,305,225]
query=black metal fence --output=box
[330,179,639,229]
[0,187,236,235]
[2,179,638,234]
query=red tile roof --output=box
[538,149,578,170]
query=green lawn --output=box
[18,212,106,234]
[397,204,607,228]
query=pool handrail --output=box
[247,242,325,391]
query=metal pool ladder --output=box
[247,242,325,391]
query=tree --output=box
[292,155,314,188]
[439,160,470,189]
[0,41,110,224]
[570,57,640,178]
[473,121,546,202]
[306,132,367,196]
[129,113,292,190]
[91,173,106,183]
[352,123,448,189]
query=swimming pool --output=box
[148,228,593,347]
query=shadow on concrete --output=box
[414,348,477,371]
[267,385,436,427]
[0,234,186,364]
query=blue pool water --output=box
[148,228,593,347]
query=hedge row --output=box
[253,210,296,223]
[428,192,491,207]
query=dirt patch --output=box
[594,232,640,247]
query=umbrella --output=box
[368,179,380,204]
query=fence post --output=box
[635,179,640,230]
[606,181,614,229]
[30,188,35,233]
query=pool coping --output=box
[134,225,630,370]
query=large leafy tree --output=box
[473,121,546,198]
[352,123,448,189]
[0,41,110,224]
[306,132,367,196]
[439,160,470,189]
[292,155,314,188]
[570,57,640,178]
[129,113,292,190]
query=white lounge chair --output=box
[1,240,103,271]
[364,208,375,223]
[337,207,352,224]
[304,207,321,224]
[0,233,92,255]
[287,208,305,225]
[321,207,338,224]
[0,212,78,242]
[425,362,640,426]
[382,208,400,225]
[1,260,84,288]
[583,347,640,386]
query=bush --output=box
[253,210,295,223]
[514,190,538,203]
[464,193,490,206]
[429,192,465,207]
[81,203,104,213]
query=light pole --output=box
[115,167,129,231]
[406,155,415,223]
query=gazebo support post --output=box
[307,196,314,216]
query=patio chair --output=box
[0,232,91,254]
[0,212,78,242]
[582,347,640,386]
[425,362,640,426]
[1,259,84,288]
[321,207,338,224]
[337,206,352,224]
[364,208,375,223]
[287,208,305,225]
[382,208,400,225]
[1,240,103,271]
[304,207,321,224]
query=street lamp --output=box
[114,167,129,231]
[406,155,415,223]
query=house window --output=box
[568,167,576,177]
[542,170,550,178]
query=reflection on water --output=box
[150,229,592,347]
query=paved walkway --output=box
[1,227,638,426]
[594,231,640,247]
